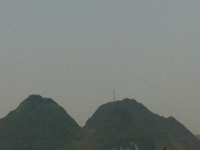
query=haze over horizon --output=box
[0,1,200,134]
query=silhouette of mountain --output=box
[84,98,200,150]
[0,96,199,150]
[0,95,81,150]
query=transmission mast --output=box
[113,90,115,101]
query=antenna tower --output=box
[113,90,115,101]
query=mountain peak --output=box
[28,94,43,99]
[84,98,200,150]
[19,94,57,107]
[0,95,81,149]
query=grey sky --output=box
[0,1,200,134]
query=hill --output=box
[83,98,200,150]
[0,95,82,150]
[0,96,199,150]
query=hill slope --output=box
[196,134,200,140]
[0,95,81,150]
[84,98,200,150]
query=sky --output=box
[0,1,200,134]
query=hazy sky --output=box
[0,1,200,134]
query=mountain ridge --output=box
[0,95,199,150]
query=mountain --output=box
[0,95,81,150]
[0,96,199,150]
[84,98,200,150]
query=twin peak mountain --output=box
[0,94,199,150]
